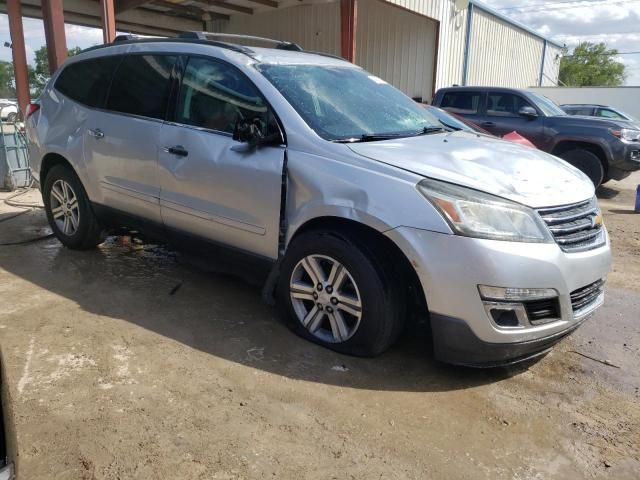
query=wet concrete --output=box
[0,174,638,479]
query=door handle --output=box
[481,122,496,127]
[163,145,188,157]
[88,128,104,139]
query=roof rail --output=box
[113,34,138,43]
[178,32,303,51]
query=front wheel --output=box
[276,229,405,357]
[559,149,605,187]
[43,164,106,249]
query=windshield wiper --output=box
[333,126,447,143]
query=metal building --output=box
[211,0,563,102]
[3,0,562,113]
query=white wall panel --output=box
[357,0,437,101]
[466,7,544,88]
[542,44,562,86]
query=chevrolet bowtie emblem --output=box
[592,214,603,228]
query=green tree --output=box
[29,45,82,97]
[0,61,16,98]
[559,42,626,87]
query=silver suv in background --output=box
[26,33,611,366]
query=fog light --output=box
[478,285,557,301]
[489,308,520,327]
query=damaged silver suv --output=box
[26,33,611,366]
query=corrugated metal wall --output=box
[466,7,545,88]
[542,44,562,86]
[384,0,468,89]
[357,0,437,101]
[216,3,341,55]
[212,0,560,92]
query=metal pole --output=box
[539,39,548,87]
[6,0,31,116]
[42,0,68,74]
[100,0,117,44]
[340,0,357,63]
[462,3,474,86]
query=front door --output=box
[85,54,177,224]
[158,56,285,259]
[482,91,545,147]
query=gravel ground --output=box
[0,172,638,480]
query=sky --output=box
[0,0,638,85]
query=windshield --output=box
[528,92,567,117]
[256,64,441,141]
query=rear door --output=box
[84,54,176,224]
[158,56,285,259]
[482,91,545,145]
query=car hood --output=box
[347,131,594,208]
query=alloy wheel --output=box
[50,179,80,236]
[289,254,363,343]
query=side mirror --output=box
[232,116,282,151]
[518,106,538,118]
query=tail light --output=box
[25,103,40,119]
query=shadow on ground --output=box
[0,210,535,393]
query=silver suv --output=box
[26,33,611,366]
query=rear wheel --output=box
[559,148,604,187]
[277,229,405,357]
[43,164,105,249]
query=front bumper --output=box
[385,227,611,365]
[609,142,640,179]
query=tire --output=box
[6,112,17,123]
[43,164,105,249]
[559,149,605,187]
[276,229,405,357]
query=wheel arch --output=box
[284,216,429,325]
[551,140,610,177]
[40,152,75,188]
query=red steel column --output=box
[100,0,117,44]
[41,0,67,74]
[6,0,30,114]
[340,0,357,62]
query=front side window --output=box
[257,64,441,141]
[176,57,270,134]
[55,56,119,108]
[106,55,176,120]
[487,93,533,116]
[440,92,481,115]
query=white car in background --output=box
[0,99,18,123]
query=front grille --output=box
[537,198,605,253]
[570,279,605,313]
[524,298,561,325]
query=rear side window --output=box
[106,55,176,120]
[440,92,481,114]
[565,107,593,116]
[55,56,119,108]
[596,108,625,119]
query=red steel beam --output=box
[100,0,117,43]
[42,0,68,74]
[340,0,357,62]
[6,0,30,115]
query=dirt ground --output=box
[0,172,638,480]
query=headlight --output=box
[610,128,640,143]
[417,179,553,243]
